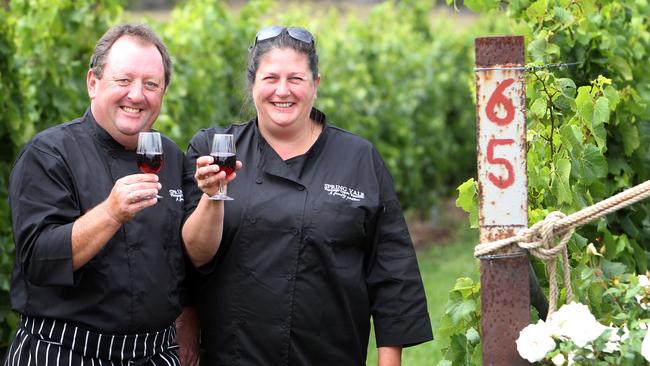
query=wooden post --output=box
[475,35,530,365]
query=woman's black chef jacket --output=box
[187,109,433,365]
[8,110,199,334]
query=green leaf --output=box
[600,258,627,278]
[463,0,501,13]
[453,277,479,298]
[559,124,583,152]
[528,31,550,61]
[456,179,478,228]
[526,0,549,22]
[593,97,610,126]
[573,144,608,185]
[611,55,633,80]
[530,97,547,118]
[529,164,551,188]
[618,122,640,156]
[631,239,648,273]
[575,86,594,122]
[553,6,573,26]
[448,299,477,325]
[603,86,619,111]
[556,78,577,98]
[552,157,572,204]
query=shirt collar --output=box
[83,108,131,152]
[253,107,329,155]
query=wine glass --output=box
[209,134,236,201]
[137,132,163,199]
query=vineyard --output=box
[0,0,649,364]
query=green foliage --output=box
[436,277,482,365]
[451,0,650,363]
[521,254,650,364]
[156,0,272,141]
[0,0,124,353]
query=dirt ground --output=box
[407,199,470,249]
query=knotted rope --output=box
[474,180,650,315]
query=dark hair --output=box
[246,28,319,94]
[89,23,172,88]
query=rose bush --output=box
[517,274,650,365]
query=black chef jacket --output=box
[187,109,432,365]
[8,109,199,334]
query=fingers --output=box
[194,157,243,197]
[194,156,222,196]
[119,173,159,185]
[106,174,162,223]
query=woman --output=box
[188,26,432,365]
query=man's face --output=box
[87,35,166,149]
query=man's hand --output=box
[103,174,161,223]
[176,307,200,366]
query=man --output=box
[3,23,228,365]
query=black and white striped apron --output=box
[3,315,180,366]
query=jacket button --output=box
[249,217,256,224]
[291,228,299,236]
[297,186,305,191]
[256,178,263,184]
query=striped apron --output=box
[3,315,180,366]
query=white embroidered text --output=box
[324,184,365,201]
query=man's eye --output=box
[144,81,161,91]
[114,79,131,86]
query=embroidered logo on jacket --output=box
[324,184,365,201]
[169,189,184,202]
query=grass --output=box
[366,217,479,365]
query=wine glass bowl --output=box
[209,134,236,201]
[137,132,164,199]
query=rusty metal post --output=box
[475,36,530,365]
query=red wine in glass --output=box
[137,152,164,174]
[137,132,164,199]
[211,152,236,176]
[209,134,235,201]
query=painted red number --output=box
[487,138,515,189]
[485,78,515,126]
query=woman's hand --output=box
[194,156,242,197]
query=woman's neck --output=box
[258,119,323,160]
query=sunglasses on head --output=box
[254,26,314,46]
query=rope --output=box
[474,179,650,314]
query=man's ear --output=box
[87,69,97,99]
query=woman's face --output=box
[252,47,320,133]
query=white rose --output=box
[516,320,556,362]
[547,302,607,347]
[639,275,650,287]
